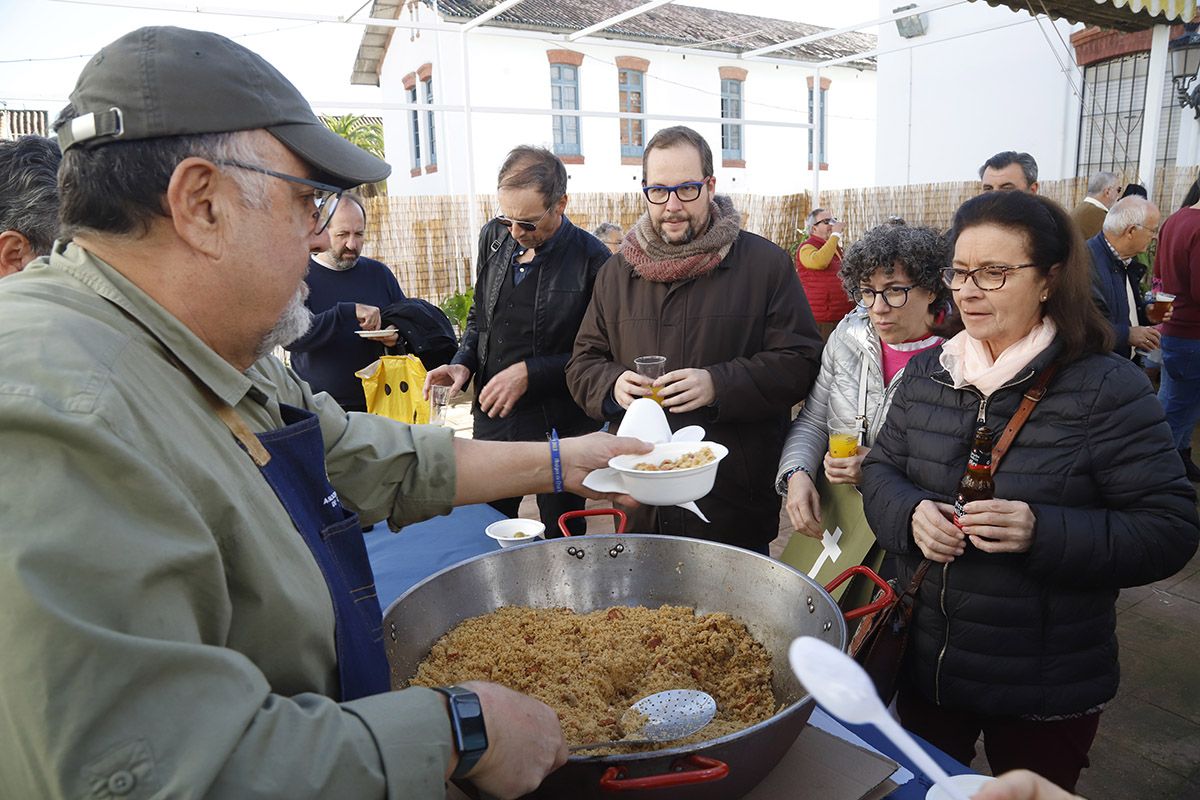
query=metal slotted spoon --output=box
[570,690,717,752]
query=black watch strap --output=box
[432,685,488,779]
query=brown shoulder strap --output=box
[904,559,934,597]
[991,363,1058,474]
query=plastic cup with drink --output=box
[827,417,860,459]
[429,385,451,426]
[634,355,667,404]
[1146,292,1176,325]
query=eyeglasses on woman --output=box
[942,264,1038,291]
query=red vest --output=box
[796,234,853,323]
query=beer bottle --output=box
[953,424,995,524]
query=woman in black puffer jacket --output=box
[861,191,1199,791]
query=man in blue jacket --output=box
[286,193,405,411]
[424,146,611,535]
[1086,196,1161,359]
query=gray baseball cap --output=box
[56,26,390,189]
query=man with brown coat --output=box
[1071,171,1120,240]
[567,126,822,553]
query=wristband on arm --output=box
[550,428,564,493]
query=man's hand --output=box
[378,325,400,348]
[823,445,870,486]
[455,681,567,799]
[657,368,715,413]
[829,219,846,235]
[424,363,471,399]
[558,432,653,500]
[1129,325,1161,351]
[614,370,652,408]
[956,499,1036,554]
[355,303,381,331]
[972,769,1082,800]
[911,500,964,563]
[478,362,529,418]
[785,470,823,539]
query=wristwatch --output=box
[432,685,489,779]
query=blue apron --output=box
[246,403,390,701]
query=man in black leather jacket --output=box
[424,146,611,535]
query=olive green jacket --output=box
[0,243,457,798]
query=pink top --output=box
[881,335,943,386]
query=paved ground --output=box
[465,400,1200,798]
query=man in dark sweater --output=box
[423,146,611,535]
[286,194,405,411]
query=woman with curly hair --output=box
[775,222,955,537]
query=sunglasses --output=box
[495,204,554,232]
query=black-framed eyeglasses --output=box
[813,217,836,227]
[942,264,1038,291]
[642,180,709,205]
[212,159,343,235]
[495,204,553,232]
[854,285,916,308]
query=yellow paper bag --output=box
[355,355,431,424]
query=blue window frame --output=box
[808,85,827,167]
[720,78,743,161]
[423,77,437,167]
[551,64,581,156]
[619,68,644,158]
[407,85,421,171]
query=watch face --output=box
[439,686,488,779]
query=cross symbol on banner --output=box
[807,526,844,578]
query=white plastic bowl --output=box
[485,518,546,547]
[607,441,728,506]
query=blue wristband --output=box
[550,428,564,493]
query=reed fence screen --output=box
[362,165,1198,307]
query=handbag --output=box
[848,363,1059,704]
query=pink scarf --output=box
[939,318,1056,397]
[621,195,740,283]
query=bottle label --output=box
[953,494,967,524]
[967,449,991,469]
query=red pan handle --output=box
[598,755,729,792]
[558,508,628,537]
[825,565,895,621]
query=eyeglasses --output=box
[642,180,709,205]
[814,217,837,227]
[854,285,916,308]
[495,204,553,232]
[212,159,343,235]
[942,264,1038,291]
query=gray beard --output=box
[255,285,313,360]
[317,251,358,271]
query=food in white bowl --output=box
[485,519,547,548]
[608,442,728,506]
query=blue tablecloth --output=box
[365,512,973,796]
[365,504,506,609]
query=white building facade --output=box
[874,0,1198,187]
[874,1,1082,186]
[355,1,877,197]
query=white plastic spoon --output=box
[788,636,973,800]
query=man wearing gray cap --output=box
[0,26,646,800]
